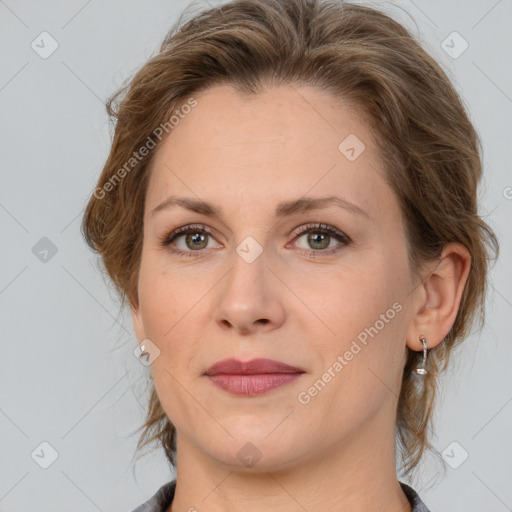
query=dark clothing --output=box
[131,480,432,511]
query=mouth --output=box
[204,358,306,396]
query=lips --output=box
[204,358,305,376]
[204,358,305,396]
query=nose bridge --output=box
[214,235,285,332]
[225,236,269,300]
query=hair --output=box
[81,0,499,478]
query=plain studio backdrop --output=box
[0,1,511,511]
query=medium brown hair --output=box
[81,0,499,477]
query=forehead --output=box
[146,83,396,224]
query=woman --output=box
[82,0,498,510]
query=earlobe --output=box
[406,242,471,351]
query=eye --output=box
[289,223,350,256]
[160,224,221,257]
[160,222,351,258]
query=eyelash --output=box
[159,223,351,259]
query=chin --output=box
[209,444,303,474]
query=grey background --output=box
[1,0,511,510]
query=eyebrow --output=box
[151,195,371,221]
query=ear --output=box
[131,304,146,343]
[406,242,471,351]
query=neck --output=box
[168,407,412,512]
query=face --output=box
[132,83,418,471]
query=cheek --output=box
[136,249,217,371]
[137,248,194,338]
[298,274,408,439]
[136,260,203,426]
[312,254,408,337]
[306,250,410,396]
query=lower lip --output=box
[207,373,303,396]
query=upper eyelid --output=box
[292,223,349,238]
[167,223,345,236]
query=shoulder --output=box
[400,481,432,512]
[130,480,177,512]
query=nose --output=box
[214,244,286,335]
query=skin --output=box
[131,83,471,512]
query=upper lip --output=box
[205,358,305,376]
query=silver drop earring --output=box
[414,335,429,375]
[139,343,149,360]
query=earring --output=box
[414,335,429,375]
[139,343,149,360]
